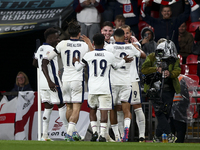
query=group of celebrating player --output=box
[33,20,147,142]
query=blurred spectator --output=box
[7,71,32,101]
[178,22,194,64]
[113,0,140,39]
[139,26,157,56]
[113,14,125,31]
[139,26,157,87]
[73,0,105,41]
[170,75,190,143]
[101,0,117,22]
[189,0,200,22]
[141,1,191,53]
[159,0,185,18]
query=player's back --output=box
[83,49,115,94]
[56,39,88,81]
[106,43,137,85]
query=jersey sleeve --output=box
[110,53,125,70]
[55,41,63,54]
[104,44,114,53]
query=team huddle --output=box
[33,21,146,142]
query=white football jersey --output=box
[105,43,141,85]
[104,36,115,47]
[34,43,61,89]
[82,49,122,94]
[55,39,89,81]
[130,56,140,82]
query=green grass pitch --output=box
[1,141,200,150]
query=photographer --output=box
[141,39,181,143]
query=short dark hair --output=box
[115,15,125,22]
[93,33,105,46]
[161,5,171,11]
[114,28,124,37]
[102,21,114,29]
[68,21,81,37]
[44,28,59,40]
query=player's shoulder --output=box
[56,40,68,47]
[38,44,53,52]
[104,44,114,52]
[103,50,115,56]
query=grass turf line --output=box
[1,140,200,150]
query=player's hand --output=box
[123,55,133,63]
[48,81,58,92]
[81,35,90,44]
[73,56,80,64]
[130,36,138,43]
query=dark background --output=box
[0,30,46,92]
[0,3,76,92]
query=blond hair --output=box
[16,71,29,86]
[120,25,131,32]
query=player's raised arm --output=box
[132,43,146,58]
[81,35,94,51]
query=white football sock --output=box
[91,121,98,134]
[100,123,107,138]
[134,107,145,138]
[67,122,76,136]
[42,108,52,138]
[111,124,120,140]
[124,118,131,129]
[58,105,68,132]
[117,111,124,137]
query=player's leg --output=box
[62,81,72,122]
[57,103,68,135]
[117,105,124,138]
[131,82,146,142]
[66,103,73,122]
[132,104,146,142]
[121,101,131,142]
[99,94,112,142]
[99,109,108,142]
[68,103,82,141]
[40,90,53,141]
[88,94,99,141]
[110,106,120,141]
[110,85,121,141]
[42,102,53,141]
[120,85,132,142]
[65,81,83,141]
